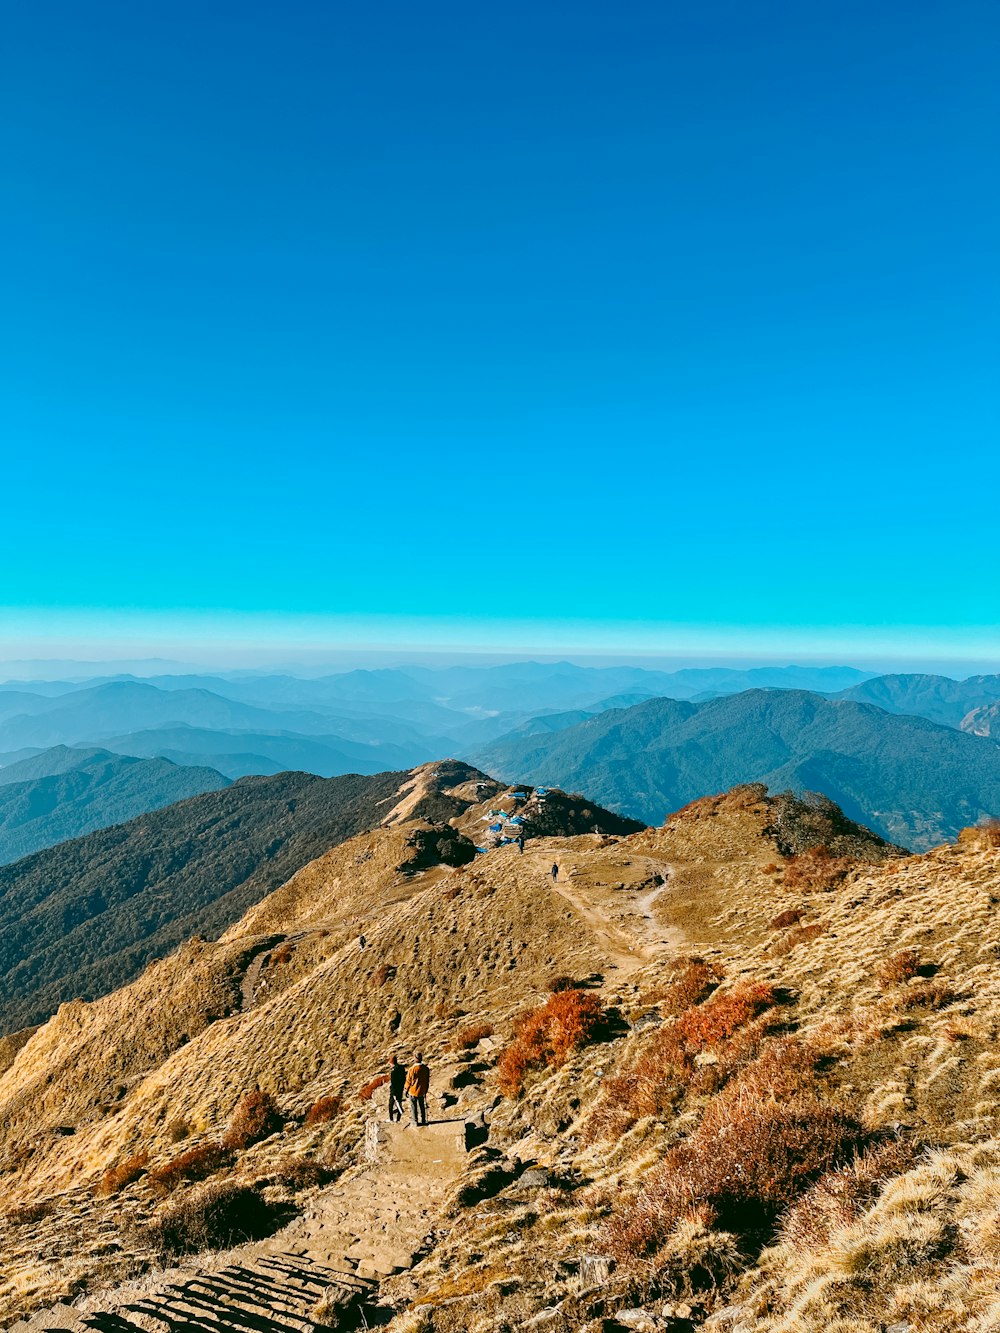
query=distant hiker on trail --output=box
[550,863,559,882]
[405,1052,430,1127]
[517,834,525,853]
[359,934,367,950]
[388,1054,406,1122]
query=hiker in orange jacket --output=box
[404,1052,430,1127]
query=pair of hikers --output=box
[388,1052,430,1127]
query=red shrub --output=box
[783,846,855,892]
[769,909,803,930]
[147,1143,232,1192]
[96,1150,150,1196]
[304,1096,343,1125]
[358,1074,390,1101]
[643,960,724,1013]
[497,990,604,1095]
[222,1091,284,1150]
[769,922,827,957]
[584,982,778,1142]
[452,1022,494,1051]
[604,1092,864,1263]
[895,980,955,1011]
[875,949,920,988]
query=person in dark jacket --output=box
[387,1054,406,1122]
[550,862,559,882]
[404,1052,431,1126]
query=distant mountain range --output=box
[0,768,411,1034]
[0,747,228,865]
[473,688,1000,851]
[0,664,878,785]
[835,672,1000,730]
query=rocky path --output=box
[528,849,683,974]
[8,1117,470,1333]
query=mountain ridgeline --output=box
[0,762,640,1036]
[473,688,1000,850]
[0,748,229,866]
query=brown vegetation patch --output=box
[136,1181,280,1257]
[497,990,605,1095]
[147,1142,233,1192]
[604,1087,865,1264]
[222,1090,283,1150]
[304,1095,343,1124]
[770,922,827,957]
[452,1022,494,1051]
[783,846,855,892]
[586,982,779,1141]
[770,908,803,930]
[96,1149,150,1196]
[358,1073,390,1101]
[876,949,921,988]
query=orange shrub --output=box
[304,1096,343,1124]
[603,1092,864,1263]
[585,982,778,1142]
[497,990,604,1095]
[779,1139,915,1249]
[147,1142,232,1192]
[373,963,397,986]
[769,922,827,957]
[358,1073,390,1101]
[783,846,855,892]
[643,959,725,1013]
[895,979,955,1011]
[96,1149,150,1196]
[769,909,802,930]
[452,1022,494,1050]
[222,1091,283,1150]
[876,948,920,988]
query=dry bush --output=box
[273,1156,334,1191]
[434,1001,464,1020]
[147,1142,233,1192]
[358,1073,390,1101]
[779,1139,916,1249]
[769,908,803,930]
[374,963,397,986]
[271,942,294,965]
[139,1181,278,1257]
[876,949,921,988]
[585,983,778,1141]
[548,974,580,993]
[4,1200,53,1226]
[783,846,855,892]
[643,959,725,1013]
[895,980,956,1011]
[166,1118,190,1143]
[497,990,605,1096]
[770,922,827,957]
[96,1149,150,1196]
[222,1090,284,1150]
[304,1095,343,1124]
[452,1022,494,1050]
[443,883,463,901]
[603,1091,865,1263]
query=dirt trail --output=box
[526,849,685,976]
[12,1114,470,1333]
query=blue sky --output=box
[1,1,997,662]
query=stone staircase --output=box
[7,1251,375,1333]
[7,1115,476,1333]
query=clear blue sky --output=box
[1,1,997,660]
